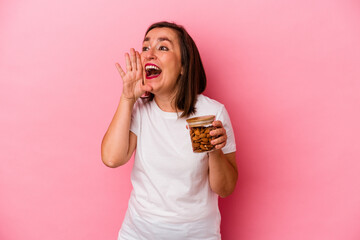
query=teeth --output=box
[145,65,160,71]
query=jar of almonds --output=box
[186,115,216,153]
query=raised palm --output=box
[116,48,152,101]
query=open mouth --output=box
[145,63,162,79]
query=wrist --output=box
[209,149,223,158]
[120,95,136,105]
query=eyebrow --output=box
[143,37,173,44]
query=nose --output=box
[142,48,157,61]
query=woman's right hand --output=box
[115,48,152,102]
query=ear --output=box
[181,66,184,75]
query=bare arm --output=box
[101,96,137,168]
[101,48,152,168]
[208,151,237,198]
[208,121,238,197]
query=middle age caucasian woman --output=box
[101,21,237,240]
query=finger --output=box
[115,63,125,78]
[212,120,223,128]
[125,53,132,72]
[130,48,137,71]
[215,142,226,149]
[211,135,227,145]
[140,82,153,92]
[210,127,226,137]
[136,51,142,72]
[135,51,144,84]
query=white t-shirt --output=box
[118,94,236,240]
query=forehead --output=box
[144,27,179,43]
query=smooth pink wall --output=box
[1,0,360,239]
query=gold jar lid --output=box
[186,115,215,127]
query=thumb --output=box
[141,83,153,93]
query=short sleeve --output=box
[130,100,140,136]
[216,106,236,154]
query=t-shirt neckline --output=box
[152,100,181,119]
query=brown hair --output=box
[143,21,206,118]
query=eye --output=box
[142,46,149,51]
[159,46,168,51]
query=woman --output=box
[101,21,237,240]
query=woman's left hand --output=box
[210,120,227,150]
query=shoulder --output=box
[196,94,225,109]
[133,98,152,111]
[196,94,224,107]
[193,94,225,117]
[131,98,154,122]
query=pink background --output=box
[1,0,360,239]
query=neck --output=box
[154,94,177,112]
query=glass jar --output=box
[186,115,216,153]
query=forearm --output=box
[101,95,135,168]
[208,151,237,198]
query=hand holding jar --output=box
[209,120,227,150]
[186,115,227,153]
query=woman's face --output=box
[141,27,183,97]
